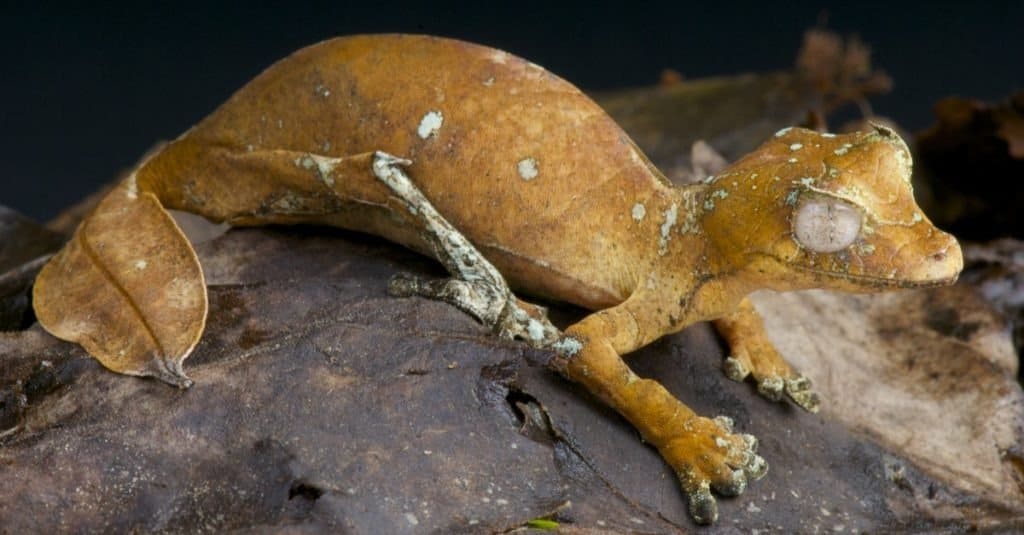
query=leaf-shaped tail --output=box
[33,174,207,387]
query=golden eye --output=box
[793,197,862,253]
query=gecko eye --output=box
[793,196,862,253]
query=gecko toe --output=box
[687,482,719,525]
[785,375,821,413]
[713,415,735,433]
[740,432,758,453]
[712,468,748,497]
[744,450,769,480]
[756,376,785,401]
[722,356,750,382]
[387,272,422,297]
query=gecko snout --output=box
[901,230,963,286]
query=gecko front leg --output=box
[714,298,820,412]
[371,152,560,348]
[370,152,766,524]
[562,299,767,524]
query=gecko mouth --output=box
[790,263,960,290]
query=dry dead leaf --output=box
[33,178,206,386]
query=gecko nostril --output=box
[932,252,946,261]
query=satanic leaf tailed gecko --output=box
[32,34,963,525]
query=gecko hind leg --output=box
[714,298,820,413]
[371,151,560,348]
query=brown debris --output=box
[796,29,893,116]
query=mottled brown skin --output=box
[33,35,963,524]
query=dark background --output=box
[2,1,1022,222]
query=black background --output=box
[3,1,1022,222]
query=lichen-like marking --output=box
[417,110,444,139]
[658,203,679,255]
[677,192,702,235]
[294,154,339,187]
[551,337,583,357]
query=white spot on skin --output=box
[790,143,803,151]
[774,127,794,138]
[834,143,853,156]
[483,77,495,86]
[517,158,539,180]
[632,202,646,221]
[417,110,444,139]
[659,203,679,255]
[821,132,836,138]
[134,260,147,270]
[405,513,419,526]
[788,157,799,163]
[912,212,923,223]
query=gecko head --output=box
[701,125,962,292]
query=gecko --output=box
[32,34,963,524]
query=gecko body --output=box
[33,35,962,524]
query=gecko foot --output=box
[372,151,561,348]
[723,354,820,413]
[663,415,767,524]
